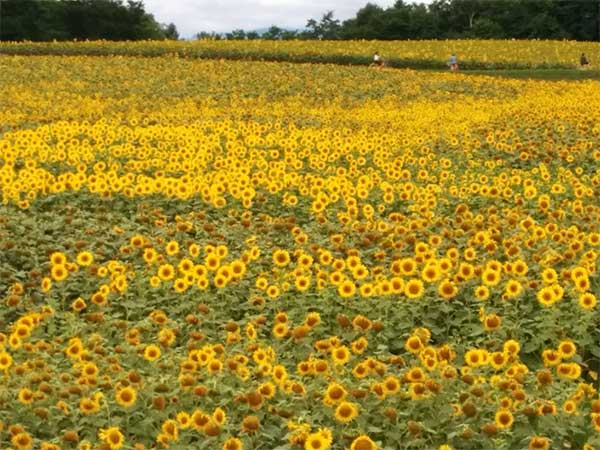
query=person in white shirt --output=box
[370,51,384,68]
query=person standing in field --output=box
[447,54,458,71]
[580,53,590,68]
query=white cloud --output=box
[143,0,397,38]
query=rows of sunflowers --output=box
[1,39,599,69]
[0,52,599,450]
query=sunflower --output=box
[536,286,557,307]
[165,240,180,256]
[76,251,94,266]
[191,410,211,431]
[409,382,429,400]
[382,375,400,394]
[230,260,247,278]
[474,285,489,301]
[541,349,561,367]
[176,411,192,429]
[464,349,483,367]
[173,277,189,292]
[11,432,33,450]
[40,443,61,450]
[18,387,34,405]
[157,264,175,281]
[504,279,522,298]
[213,407,227,426]
[562,399,577,414]
[115,386,137,407]
[241,415,260,433]
[481,268,501,286]
[51,263,68,281]
[304,312,321,328]
[144,345,161,361]
[592,413,600,432]
[421,263,441,283]
[399,257,417,276]
[161,419,179,440]
[208,359,223,374]
[295,275,311,291]
[406,366,425,382]
[557,362,581,380]
[0,351,13,371]
[223,437,243,450]
[323,382,347,405]
[557,340,576,359]
[41,277,52,292]
[503,339,520,355]
[489,352,507,369]
[338,280,356,298]
[350,434,378,450]
[258,381,276,399]
[71,297,87,312]
[331,345,350,365]
[483,314,501,331]
[359,283,375,297]
[143,248,158,264]
[82,362,99,378]
[79,397,101,415]
[272,323,288,339]
[541,268,557,284]
[579,292,597,310]
[266,285,280,298]
[494,409,514,429]
[304,431,331,450]
[335,401,358,423]
[528,437,550,450]
[50,251,67,266]
[272,249,290,267]
[205,253,221,271]
[99,427,124,450]
[313,359,329,375]
[404,278,424,299]
[351,336,368,354]
[438,278,457,300]
[177,258,194,275]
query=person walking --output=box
[447,54,459,72]
[370,51,385,68]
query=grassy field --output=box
[463,68,600,80]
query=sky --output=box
[143,0,398,38]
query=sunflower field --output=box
[0,50,599,450]
[1,39,600,70]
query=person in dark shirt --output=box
[580,53,590,67]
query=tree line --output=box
[0,0,178,41]
[207,0,600,42]
[1,0,599,42]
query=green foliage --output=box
[0,0,177,41]
[204,0,600,42]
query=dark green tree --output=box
[304,11,341,39]
[262,25,284,40]
[341,3,386,39]
[0,0,171,41]
[162,23,179,40]
[225,29,247,40]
